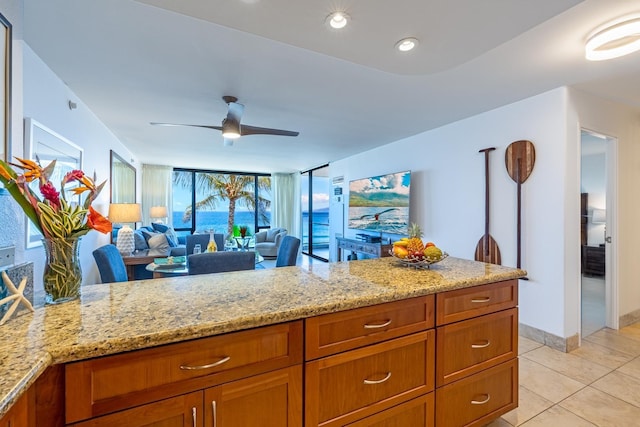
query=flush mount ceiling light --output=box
[326,11,349,29]
[585,17,640,61]
[395,37,419,52]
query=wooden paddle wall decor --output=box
[505,140,536,275]
[475,147,501,265]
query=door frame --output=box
[579,128,618,336]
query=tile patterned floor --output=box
[487,323,640,426]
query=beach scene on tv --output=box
[348,171,410,235]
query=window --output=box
[172,169,271,237]
[301,165,330,262]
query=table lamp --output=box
[150,206,168,224]
[109,203,142,255]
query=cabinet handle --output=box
[212,400,217,427]
[364,319,392,329]
[471,394,491,405]
[180,356,231,370]
[363,372,392,385]
[192,407,197,426]
[471,296,491,303]
[471,340,491,349]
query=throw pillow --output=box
[152,223,179,247]
[133,230,149,250]
[147,233,170,250]
[266,228,281,241]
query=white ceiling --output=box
[23,0,640,174]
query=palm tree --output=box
[174,172,271,235]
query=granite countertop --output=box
[0,256,525,418]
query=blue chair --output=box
[186,234,224,255]
[92,244,128,283]
[188,251,256,275]
[276,236,300,267]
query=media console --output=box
[336,237,393,261]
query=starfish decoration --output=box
[0,271,35,325]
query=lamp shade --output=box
[108,203,142,223]
[150,206,168,219]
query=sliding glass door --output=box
[301,165,330,261]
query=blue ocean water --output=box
[172,211,330,245]
[348,206,409,235]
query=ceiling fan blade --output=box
[240,124,299,137]
[150,122,223,131]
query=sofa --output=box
[254,228,287,258]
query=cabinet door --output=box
[204,366,302,427]
[0,388,33,427]
[69,392,203,427]
[345,393,434,427]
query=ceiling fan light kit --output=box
[585,17,640,61]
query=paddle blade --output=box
[505,140,535,184]
[475,235,502,265]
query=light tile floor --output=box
[487,322,640,426]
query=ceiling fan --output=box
[150,96,299,146]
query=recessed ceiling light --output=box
[326,12,349,29]
[395,37,419,52]
[586,17,640,61]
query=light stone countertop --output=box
[0,256,525,418]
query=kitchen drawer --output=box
[306,296,434,360]
[345,393,434,427]
[435,358,518,427]
[436,308,517,386]
[305,330,435,427]
[66,321,303,423]
[68,391,203,427]
[436,280,517,325]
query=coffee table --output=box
[147,251,264,278]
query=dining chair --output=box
[92,244,128,283]
[188,251,256,275]
[185,234,212,255]
[275,236,301,267]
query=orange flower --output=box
[10,157,44,182]
[87,206,112,234]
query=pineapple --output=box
[406,223,425,254]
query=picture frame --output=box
[24,118,83,248]
[0,12,11,164]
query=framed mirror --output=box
[110,150,136,203]
[25,118,83,248]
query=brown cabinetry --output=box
[0,388,33,427]
[435,279,518,427]
[65,321,303,426]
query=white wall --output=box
[331,87,571,338]
[8,40,139,300]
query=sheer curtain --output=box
[272,173,301,238]
[141,165,173,225]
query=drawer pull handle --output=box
[471,340,491,349]
[212,400,217,427]
[471,394,491,405]
[364,319,392,329]
[364,372,392,385]
[192,407,197,426]
[471,296,491,303]
[180,356,231,370]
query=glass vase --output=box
[42,237,82,304]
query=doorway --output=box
[301,165,330,262]
[580,129,616,337]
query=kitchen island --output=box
[0,256,525,426]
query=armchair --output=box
[254,228,287,258]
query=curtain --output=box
[272,173,301,238]
[141,164,173,225]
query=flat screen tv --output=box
[348,170,410,235]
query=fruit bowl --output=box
[388,250,449,269]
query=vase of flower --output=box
[42,237,82,304]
